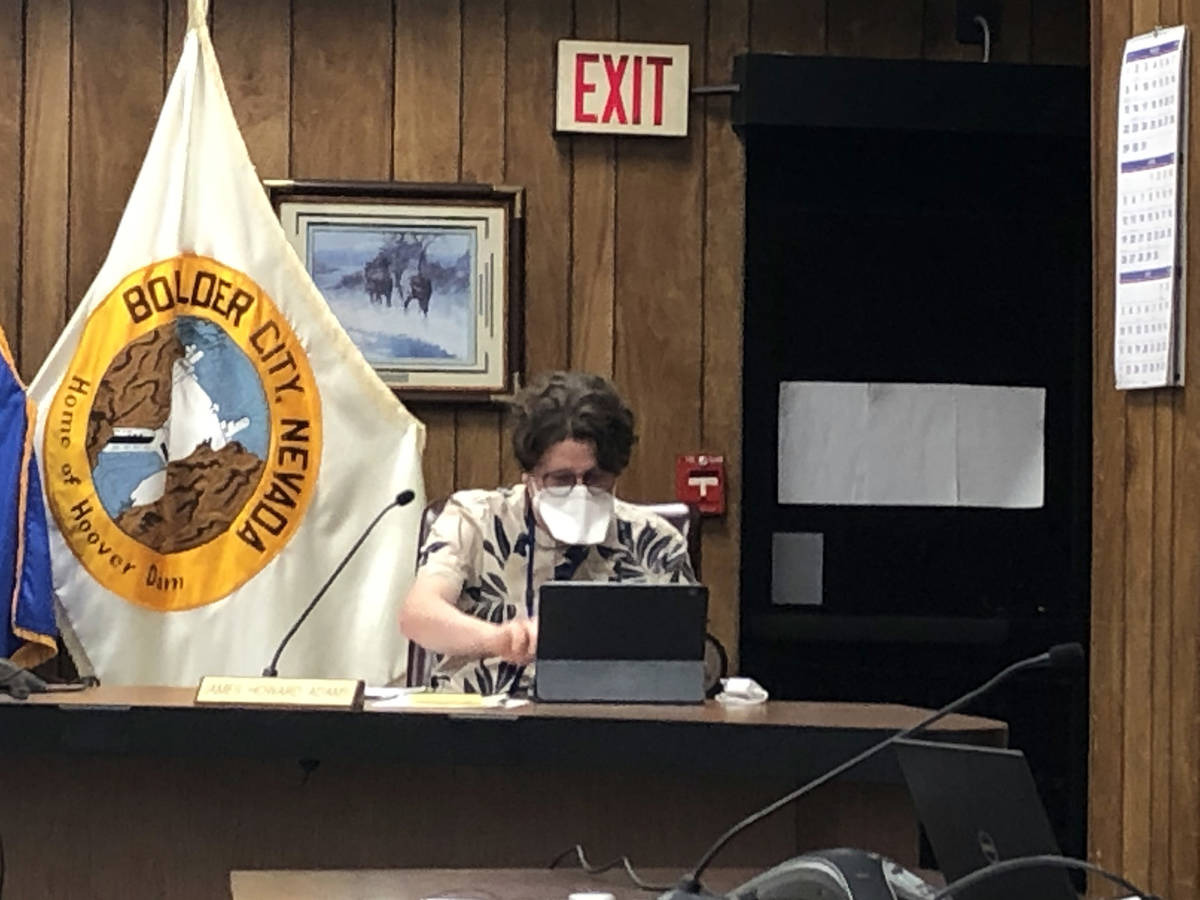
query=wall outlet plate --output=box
[956,0,1003,45]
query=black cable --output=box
[1,827,7,899]
[931,854,1158,900]
[41,681,92,693]
[548,843,674,892]
[684,652,1048,887]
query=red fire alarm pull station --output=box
[675,454,726,515]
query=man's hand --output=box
[490,618,538,664]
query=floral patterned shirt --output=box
[416,484,696,694]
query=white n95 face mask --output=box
[532,484,614,545]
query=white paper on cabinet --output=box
[777,382,1044,508]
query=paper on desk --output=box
[368,691,529,710]
[715,677,769,706]
[363,685,421,700]
[778,382,1044,508]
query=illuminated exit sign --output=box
[555,40,690,137]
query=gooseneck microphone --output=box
[262,490,416,677]
[665,642,1085,896]
[931,853,1158,900]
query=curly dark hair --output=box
[510,371,636,474]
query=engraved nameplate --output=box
[195,675,364,711]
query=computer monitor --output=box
[894,738,1077,900]
[534,581,708,703]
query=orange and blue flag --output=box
[0,327,56,666]
[28,3,424,685]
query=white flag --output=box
[29,7,425,685]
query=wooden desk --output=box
[229,867,760,899]
[229,866,947,900]
[0,687,1003,900]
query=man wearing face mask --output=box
[398,371,697,695]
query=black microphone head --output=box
[395,489,416,507]
[1047,642,1084,669]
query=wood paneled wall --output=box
[0,2,1086,666]
[1091,1,1200,898]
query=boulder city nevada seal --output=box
[44,254,322,611]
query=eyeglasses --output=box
[535,468,616,497]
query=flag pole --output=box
[188,0,209,31]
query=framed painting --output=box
[267,180,524,401]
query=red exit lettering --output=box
[573,52,673,126]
